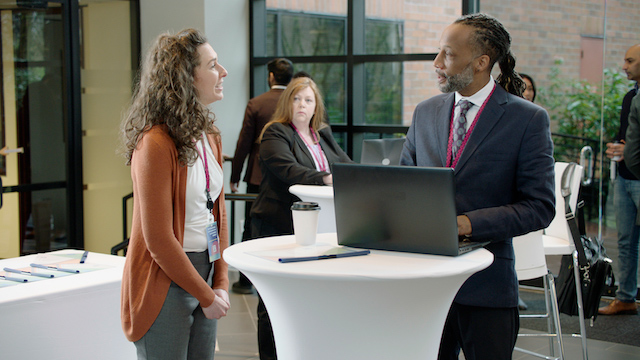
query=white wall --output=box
[204,1,250,158]
[139,0,205,52]
[139,0,249,159]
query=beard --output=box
[437,62,475,93]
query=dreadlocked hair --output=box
[120,28,219,166]
[454,13,525,97]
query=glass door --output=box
[0,1,79,257]
[0,0,138,257]
[600,3,640,298]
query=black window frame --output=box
[250,0,476,158]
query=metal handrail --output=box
[112,191,258,256]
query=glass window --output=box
[365,19,403,55]
[294,63,346,125]
[22,188,68,253]
[254,0,458,158]
[267,10,346,57]
[331,131,348,154]
[362,61,439,127]
[363,61,403,125]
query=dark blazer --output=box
[615,88,639,180]
[250,122,352,236]
[400,83,555,308]
[624,93,640,178]
[231,88,284,186]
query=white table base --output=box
[224,233,493,360]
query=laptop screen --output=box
[360,138,406,166]
[332,163,462,256]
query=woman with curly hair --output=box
[120,28,230,360]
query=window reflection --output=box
[267,11,346,57]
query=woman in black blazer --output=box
[250,76,351,238]
[249,76,351,360]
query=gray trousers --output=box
[135,251,217,360]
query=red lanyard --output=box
[291,124,328,172]
[445,86,496,168]
[196,136,214,211]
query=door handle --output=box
[580,145,593,186]
[0,147,24,156]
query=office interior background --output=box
[0,0,638,278]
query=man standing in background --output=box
[600,44,640,315]
[229,58,293,294]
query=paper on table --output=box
[34,252,84,265]
[31,252,111,273]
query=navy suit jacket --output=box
[400,83,555,308]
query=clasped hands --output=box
[202,289,231,320]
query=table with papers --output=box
[0,250,135,360]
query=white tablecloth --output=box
[0,250,135,360]
[224,233,494,360]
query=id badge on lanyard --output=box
[206,218,221,262]
[200,136,220,263]
[205,192,220,262]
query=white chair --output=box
[288,185,336,233]
[542,162,588,360]
[513,230,564,360]
[542,162,583,255]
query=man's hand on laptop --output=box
[457,215,472,237]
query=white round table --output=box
[223,233,493,360]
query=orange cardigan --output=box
[121,125,229,342]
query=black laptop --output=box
[360,138,406,166]
[332,163,487,256]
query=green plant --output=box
[537,62,632,223]
[538,62,630,146]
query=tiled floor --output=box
[215,269,640,360]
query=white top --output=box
[304,142,329,172]
[183,136,223,252]
[454,75,496,131]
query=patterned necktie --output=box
[452,100,474,161]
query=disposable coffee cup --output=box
[291,201,321,246]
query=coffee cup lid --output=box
[291,201,321,211]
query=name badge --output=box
[206,221,220,263]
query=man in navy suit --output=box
[400,14,555,360]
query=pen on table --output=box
[30,263,80,274]
[80,250,89,264]
[0,274,28,283]
[278,249,370,263]
[3,267,54,278]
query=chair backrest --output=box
[544,162,583,242]
[513,230,547,280]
